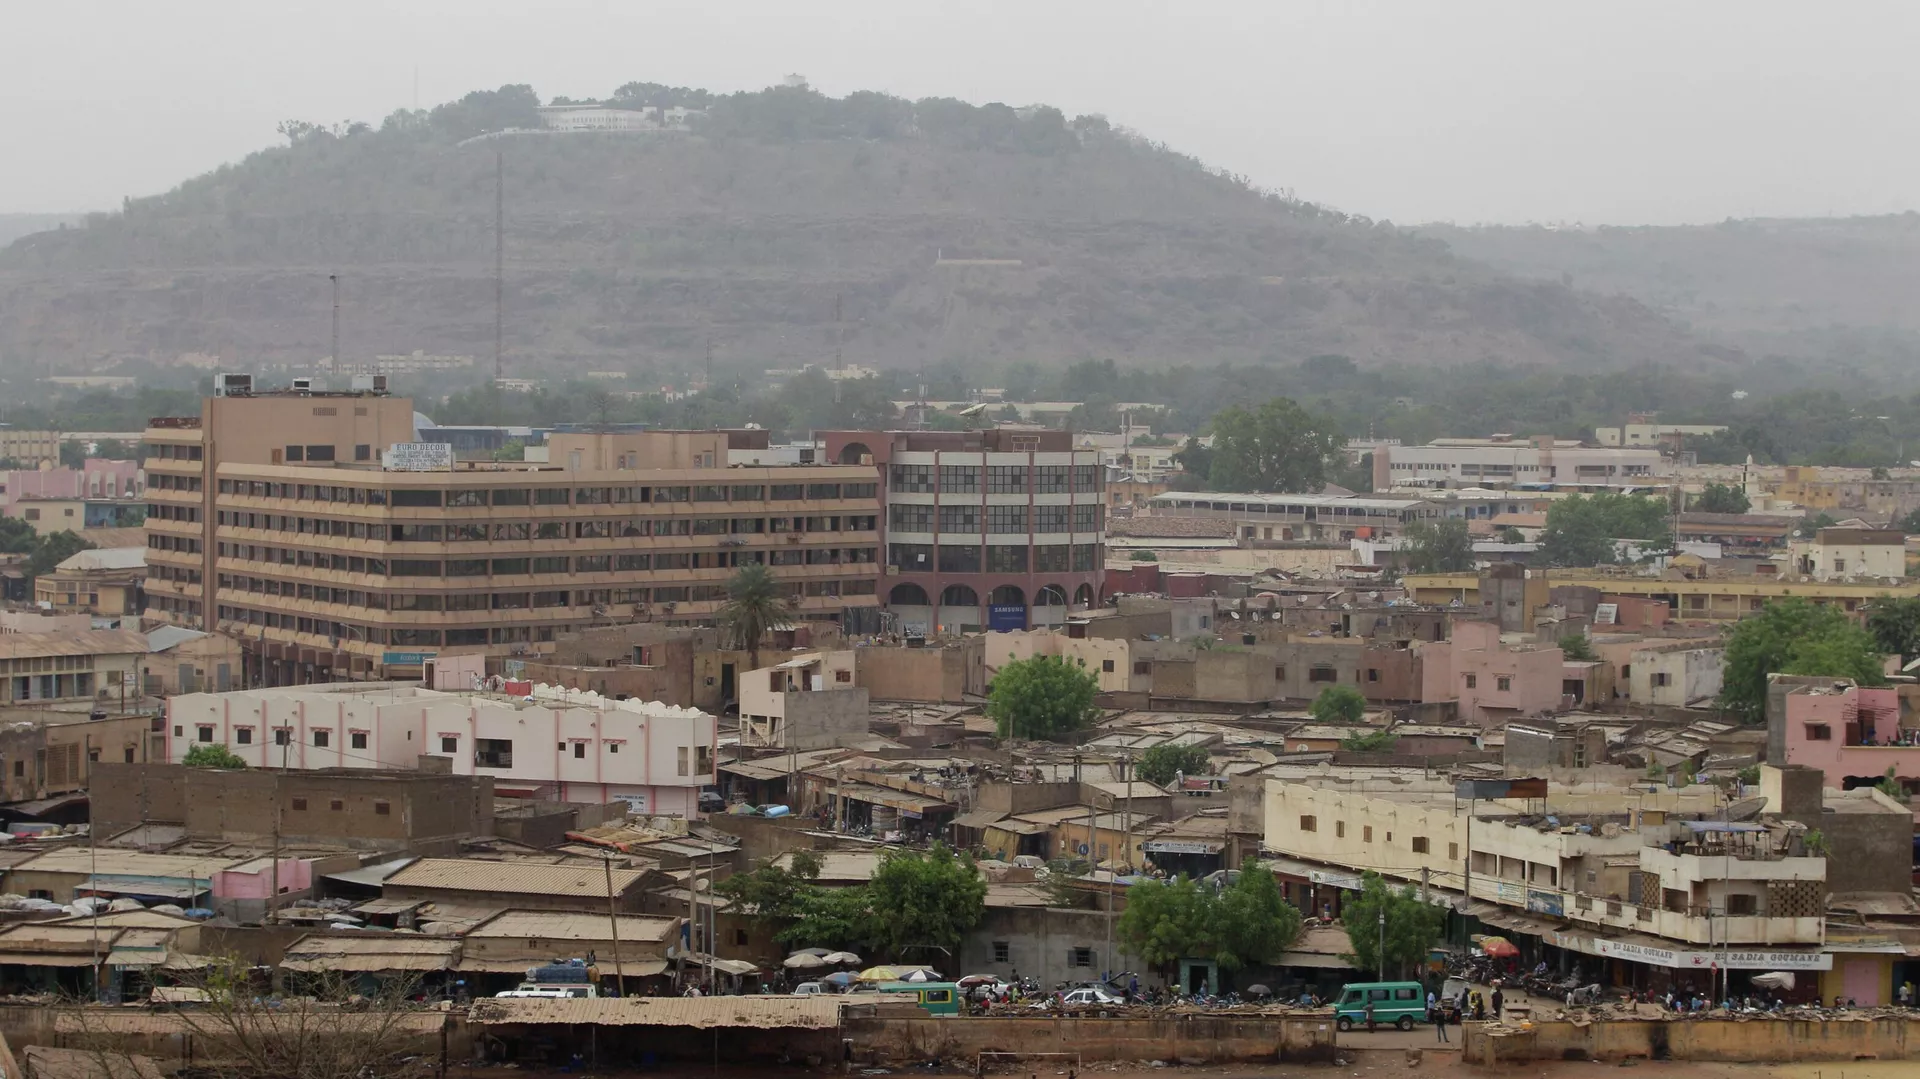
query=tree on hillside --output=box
[1499,526,1527,544]
[1539,493,1668,567]
[1798,511,1839,539]
[183,745,247,769]
[0,518,36,555]
[1866,596,1920,659]
[1693,483,1751,515]
[1341,871,1444,980]
[718,564,792,671]
[1310,684,1367,724]
[865,844,986,961]
[987,656,1100,738]
[1205,397,1344,493]
[1400,518,1474,574]
[1137,743,1211,787]
[1720,598,1886,724]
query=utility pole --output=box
[602,853,627,996]
[1421,865,1430,904]
[329,273,340,374]
[1376,908,1386,982]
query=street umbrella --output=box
[820,971,857,987]
[856,966,904,982]
[1246,984,1272,998]
[957,974,999,987]
[791,947,832,957]
[1478,935,1520,959]
[900,968,939,982]
[822,951,862,965]
[783,953,829,970]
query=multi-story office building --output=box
[1373,435,1667,490]
[823,429,1104,635]
[144,389,881,685]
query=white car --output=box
[1061,986,1125,1006]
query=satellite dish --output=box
[957,403,988,416]
[1725,797,1767,822]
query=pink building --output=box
[1778,683,1917,790]
[1420,619,1567,726]
[0,459,143,505]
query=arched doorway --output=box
[1034,584,1069,607]
[839,441,873,465]
[1073,584,1095,607]
[940,584,980,607]
[888,583,930,606]
[986,585,1026,631]
[987,585,1026,606]
[938,584,981,633]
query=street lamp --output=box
[1377,909,1386,981]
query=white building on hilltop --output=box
[165,683,716,814]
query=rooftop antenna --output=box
[704,335,712,390]
[329,273,340,376]
[834,293,843,371]
[493,150,505,423]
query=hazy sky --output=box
[5,0,1916,224]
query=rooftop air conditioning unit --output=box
[370,375,389,393]
[213,373,253,397]
[290,377,315,393]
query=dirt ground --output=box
[469,1059,1920,1079]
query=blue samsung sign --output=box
[988,605,1028,632]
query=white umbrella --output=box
[783,953,829,970]
[900,968,940,982]
[822,951,862,965]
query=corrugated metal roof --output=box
[57,547,147,573]
[0,629,148,660]
[324,857,418,888]
[469,996,843,1029]
[384,858,647,898]
[467,909,678,943]
[280,935,459,973]
[144,625,208,652]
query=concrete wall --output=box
[1464,1015,1920,1064]
[1630,644,1725,708]
[842,1013,1337,1066]
[855,638,985,702]
[782,686,871,750]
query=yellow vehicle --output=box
[876,981,961,1015]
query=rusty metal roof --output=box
[384,858,647,897]
[280,934,459,972]
[0,629,149,660]
[468,996,843,1029]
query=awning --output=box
[1466,902,1561,936]
[951,810,1006,831]
[987,819,1051,836]
[325,858,418,889]
[1277,951,1357,970]
[9,792,89,817]
[0,953,98,968]
[105,950,166,967]
[80,877,204,901]
[353,898,427,916]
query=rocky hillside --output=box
[0,85,1723,376]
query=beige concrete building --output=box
[32,547,144,616]
[144,390,882,684]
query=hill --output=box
[0,84,1724,376]
[1424,215,1920,379]
[0,214,82,248]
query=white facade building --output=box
[1376,436,1667,490]
[1595,423,1728,448]
[165,683,717,813]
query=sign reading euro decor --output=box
[386,442,455,471]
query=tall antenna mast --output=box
[494,150,505,421]
[834,293,843,370]
[329,273,340,375]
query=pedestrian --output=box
[1901,981,1914,1008]
[1364,997,1377,1033]
[1457,986,1470,1016]
[1433,1002,1449,1043]
[1490,985,1504,1020]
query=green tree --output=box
[1539,492,1669,567]
[780,884,875,951]
[1876,766,1905,800]
[718,563,792,671]
[1897,507,1920,535]
[491,438,526,462]
[1400,518,1474,574]
[1692,483,1750,514]
[1340,871,1444,979]
[0,518,37,555]
[1216,867,1302,972]
[1171,437,1214,479]
[1720,597,1886,723]
[987,656,1100,738]
[1866,596,1920,658]
[1499,526,1527,544]
[864,844,986,962]
[1116,870,1300,978]
[1559,634,1597,662]
[1129,551,1159,562]
[1205,397,1344,493]
[1310,684,1367,724]
[1798,511,1838,539]
[183,744,248,769]
[1137,743,1211,786]
[716,851,820,931]
[25,531,94,582]
[1339,728,1398,752]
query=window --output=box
[351,732,368,750]
[1651,672,1671,687]
[1308,665,1337,683]
[1366,668,1380,683]
[274,728,290,746]
[573,742,586,759]
[937,544,981,573]
[1449,843,1459,860]
[608,742,619,753]
[1035,465,1070,493]
[1464,674,1478,689]
[1412,837,1430,854]
[305,445,336,462]
[313,730,329,747]
[1496,676,1512,692]
[1274,666,1286,681]
[1068,947,1094,968]
[939,465,979,492]
[197,725,214,743]
[889,464,933,492]
[986,465,1027,494]
[889,504,932,531]
[475,738,513,768]
[678,746,690,776]
[1336,821,1346,838]
[1363,825,1373,842]
[330,799,344,811]
[1727,893,1757,916]
[986,505,1027,533]
[1102,659,1115,673]
[439,735,458,753]
[1298,815,1316,832]
[938,505,980,533]
[992,941,1010,963]
[1804,724,1832,741]
[291,798,308,811]
[1133,661,1150,675]
[355,444,370,461]
[236,728,253,745]
[374,800,391,816]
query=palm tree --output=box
[719,563,792,670]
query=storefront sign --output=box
[987,605,1027,632]
[1526,890,1565,917]
[386,442,454,471]
[1594,938,1681,967]
[382,651,436,666]
[1591,937,1832,970]
[1145,840,1225,855]
[1308,868,1363,891]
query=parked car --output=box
[1332,981,1426,1031]
[792,981,827,996]
[1061,985,1124,1006]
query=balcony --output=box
[1467,874,1822,947]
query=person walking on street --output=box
[1364,998,1377,1033]
[1491,985,1504,1020]
[1433,1001,1449,1042]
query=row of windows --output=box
[887,543,1101,573]
[149,444,204,461]
[1156,499,1419,522]
[148,474,203,492]
[891,504,1103,534]
[889,463,1101,494]
[217,544,878,579]
[215,511,878,541]
[216,479,876,506]
[148,504,201,523]
[147,535,203,554]
[0,655,100,674]
[148,565,202,585]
